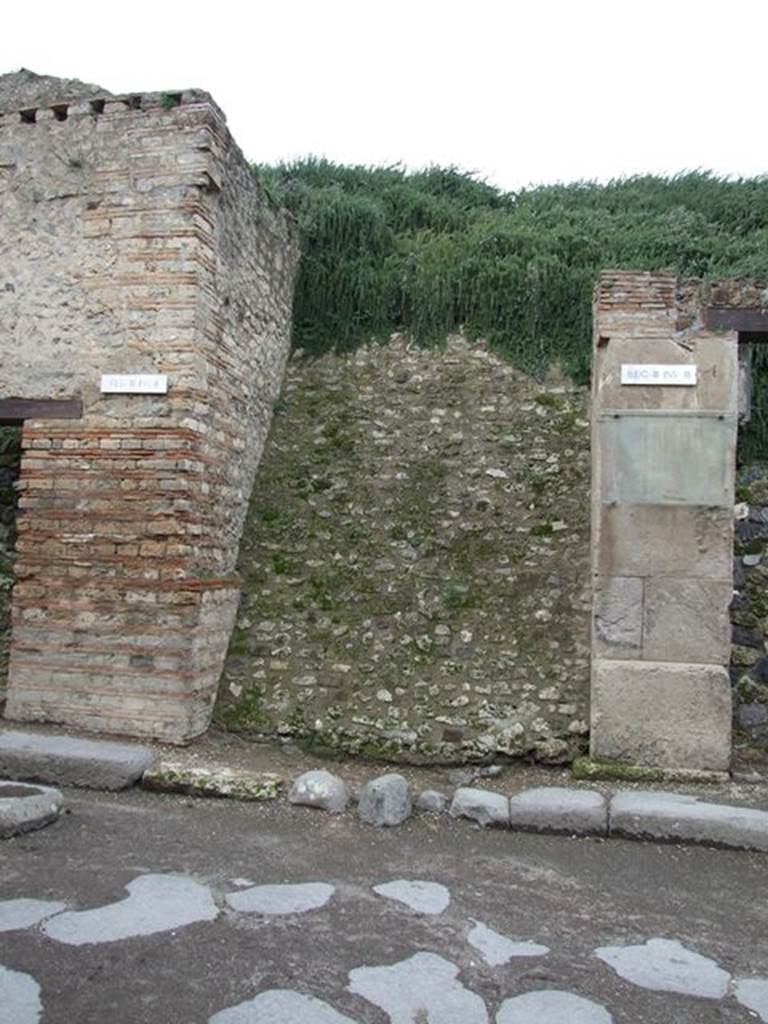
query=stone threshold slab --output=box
[0,729,157,791]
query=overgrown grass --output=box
[255,160,768,389]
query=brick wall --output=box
[0,80,298,741]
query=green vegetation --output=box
[256,160,768,388]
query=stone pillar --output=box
[590,272,736,771]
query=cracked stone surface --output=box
[0,898,66,932]
[467,921,549,965]
[209,989,359,1024]
[225,883,335,916]
[0,963,42,1024]
[373,880,451,915]
[42,874,218,945]
[734,978,768,1021]
[496,990,613,1024]
[593,938,730,998]
[348,952,489,1024]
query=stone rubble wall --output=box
[0,79,297,740]
[216,336,593,763]
[732,469,768,743]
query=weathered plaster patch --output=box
[0,898,66,932]
[496,990,613,1024]
[593,938,730,998]
[734,978,768,1021]
[208,989,359,1024]
[372,880,451,915]
[348,951,488,1023]
[0,963,42,1024]
[467,921,549,965]
[42,874,218,945]
[225,883,335,916]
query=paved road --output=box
[1,787,767,1023]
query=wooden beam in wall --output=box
[0,398,83,422]
[705,308,768,333]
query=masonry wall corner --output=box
[0,80,298,741]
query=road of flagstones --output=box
[1,786,767,1024]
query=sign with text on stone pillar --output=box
[590,272,738,773]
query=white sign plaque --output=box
[101,373,168,395]
[621,364,697,386]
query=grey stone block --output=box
[449,787,509,827]
[0,730,156,791]
[289,770,350,813]
[643,578,732,664]
[0,781,64,839]
[593,576,643,657]
[508,787,608,836]
[358,773,411,826]
[415,789,447,814]
[610,790,768,852]
[590,659,732,771]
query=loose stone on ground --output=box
[289,770,350,813]
[415,789,447,813]
[358,773,411,826]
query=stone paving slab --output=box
[0,780,63,839]
[508,787,608,836]
[0,730,156,791]
[610,790,768,852]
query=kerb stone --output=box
[508,787,608,836]
[358,773,411,826]
[450,787,509,827]
[0,729,157,791]
[610,790,768,852]
[289,770,349,813]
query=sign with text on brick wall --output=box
[100,373,168,394]
[621,364,697,386]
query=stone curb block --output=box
[508,787,608,836]
[0,780,64,839]
[450,787,509,827]
[0,730,156,791]
[143,762,282,801]
[609,791,768,852]
[288,770,349,813]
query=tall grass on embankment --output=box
[255,161,768,454]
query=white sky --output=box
[2,0,766,192]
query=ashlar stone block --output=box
[643,578,732,664]
[590,659,732,771]
[593,576,642,658]
[596,505,733,579]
